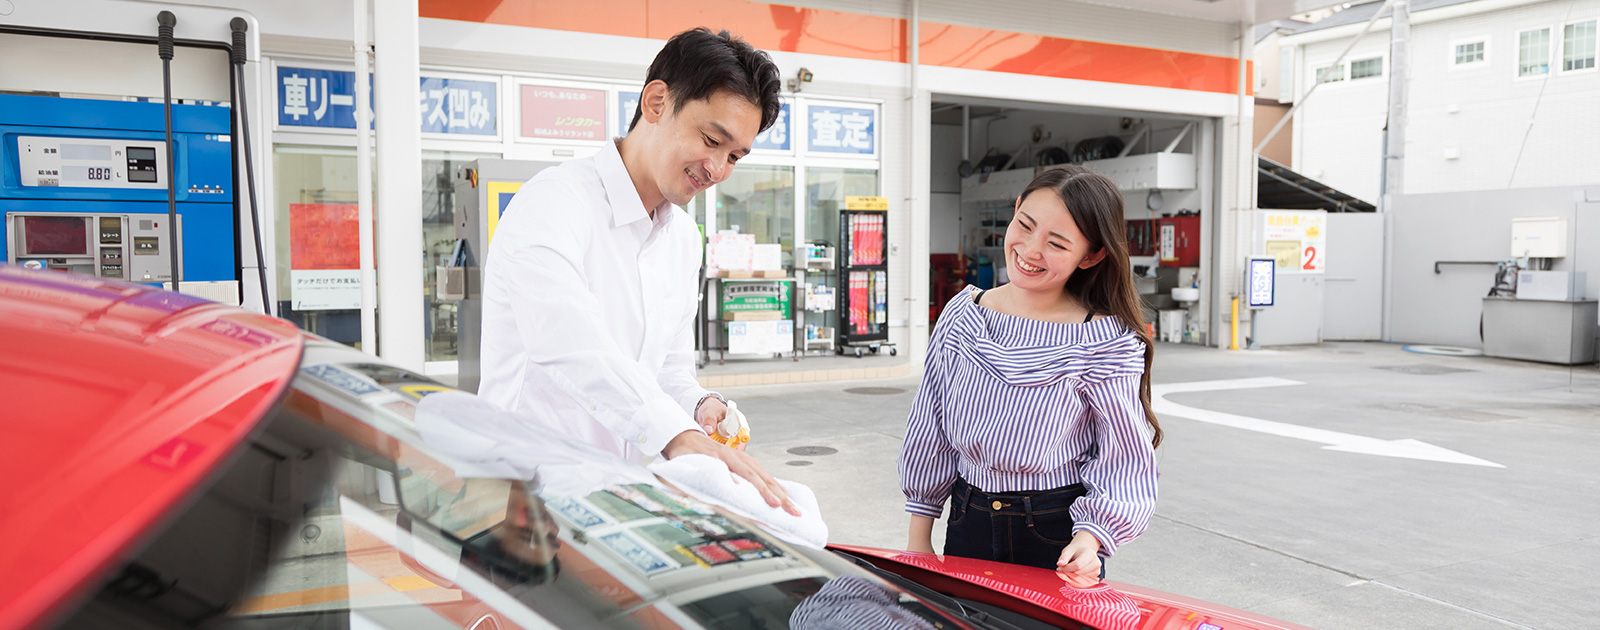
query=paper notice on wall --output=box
[289,203,361,310]
[707,233,755,277]
[753,244,782,271]
[1260,210,1327,273]
[728,320,793,354]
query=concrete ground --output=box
[721,341,1600,630]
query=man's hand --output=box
[1056,531,1103,588]
[663,429,799,516]
[695,397,746,451]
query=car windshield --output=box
[47,342,973,630]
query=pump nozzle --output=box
[229,17,249,65]
[156,11,176,61]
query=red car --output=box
[0,265,1313,630]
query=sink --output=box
[1171,287,1200,303]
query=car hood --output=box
[830,545,1316,630]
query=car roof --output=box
[0,267,304,630]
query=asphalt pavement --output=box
[722,341,1600,630]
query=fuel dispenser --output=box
[446,158,556,393]
[2,94,236,297]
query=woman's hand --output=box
[906,515,936,554]
[1056,531,1103,587]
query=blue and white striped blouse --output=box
[898,286,1159,556]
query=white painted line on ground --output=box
[1153,377,1505,468]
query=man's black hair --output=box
[629,27,782,134]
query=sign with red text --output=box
[520,85,607,140]
[1259,209,1327,273]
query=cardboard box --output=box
[718,269,754,279]
[754,269,788,278]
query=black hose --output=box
[157,10,181,291]
[230,17,273,317]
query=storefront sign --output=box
[806,104,875,155]
[419,77,496,135]
[277,66,497,136]
[753,102,791,151]
[289,202,361,310]
[277,67,365,129]
[1260,209,1327,273]
[520,85,606,140]
[616,90,640,137]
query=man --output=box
[478,28,796,515]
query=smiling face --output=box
[1004,190,1107,294]
[636,82,761,208]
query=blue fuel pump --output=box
[0,93,237,288]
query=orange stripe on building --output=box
[421,0,1251,95]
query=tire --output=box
[890,347,898,356]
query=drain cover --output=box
[787,460,814,467]
[787,446,838,456]
[1376,364,1475,376]
[845,387,907,395]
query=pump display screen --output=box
[22,216,90,256]
[126,147,158,183]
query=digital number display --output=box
[62,165,116,183]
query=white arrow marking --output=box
[1153,377,1504,468]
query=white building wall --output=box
[1289,0,1600,203]
[1294,35,1391,204]
[1406,0,1600,193]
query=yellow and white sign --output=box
[1259,209,1327,273]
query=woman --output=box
[899,166,1162,584]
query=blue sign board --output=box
[806,104,874,155]
[419,77,497,135]
[616,90,640,138]
[1247,257,1276,308]
[277,67,365,129]
[753,102,791,152]
[278,66,497,136]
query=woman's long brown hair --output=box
[1018,166,1162,447]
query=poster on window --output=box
[520,85,607,140]
[289,202,361,310]
[1259,209,1327,273]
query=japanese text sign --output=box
[278,67,364,129]
[753,102,792,151]
[617,90,640,138]
[806,104,875,155]
[419,77,497,135]
[521,85,607,140]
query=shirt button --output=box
[588,402,597,412]
[637,436,647,445]
[992,501,1003,510]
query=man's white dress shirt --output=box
[478,139,711,462]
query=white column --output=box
[353,0,376,355]
[373,0,424,370]
[907,0,933,368]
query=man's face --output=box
[646,88,762,208]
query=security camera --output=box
[787,67,815,92]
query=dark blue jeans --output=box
[944,477,1107,577]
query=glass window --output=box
[1350,57,1382,79]
[1564,21,1596,71]
[422,151,498,363]
[803,168,879,350]
[1519,28,1551,76]
[273,145,366,349]
[1455,41,1485,65]
[717,165,795,267]
[1314,64,1344,84]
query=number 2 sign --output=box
[1302,245,1320,271]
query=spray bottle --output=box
[711,400,751,447]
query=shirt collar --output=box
[598,138,672,228]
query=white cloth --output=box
[648,454,829,549]
[478,138,711,463]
